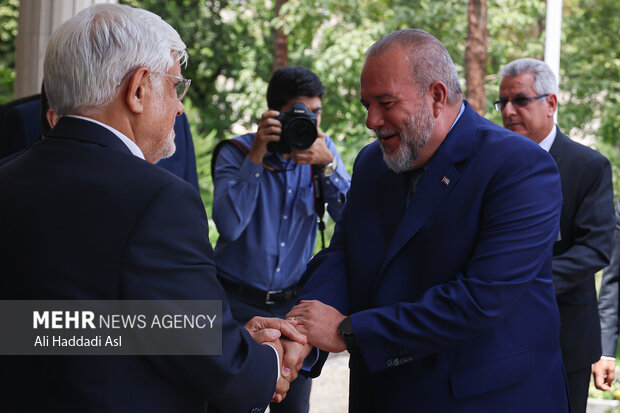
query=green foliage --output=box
[562,0,620,146]
[0,0,18,103]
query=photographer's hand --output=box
[292,130,334,167]
[249,110,282,165]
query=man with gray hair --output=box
[0,4,305,412]
[285,29,569,411]
[498,58,614,413]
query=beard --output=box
[150,127,177,163]
[377,105,434,173]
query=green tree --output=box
[0,0,18,103]
[562,0,620,147]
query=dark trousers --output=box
[225,289,311,413]
[566,366,591,413]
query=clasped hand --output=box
[286,300,347,353]
[244,316,311,403]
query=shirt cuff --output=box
[601,356,616,361]
[301,346,319,371]
[322,167,348,197]
[238,156,264,183]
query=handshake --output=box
[244,300,348,403]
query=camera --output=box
[267,102,318,154]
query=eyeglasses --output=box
[151,72,192,101]
[494,94,549,112]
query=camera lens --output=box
[285,118,317,150]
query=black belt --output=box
[217,276,302,305]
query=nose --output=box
[176,99,184,117]
[502,100,517,117]
[365,105,384,130]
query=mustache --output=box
[374,129,399,139]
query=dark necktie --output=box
[405,167,426,207]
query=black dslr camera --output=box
[267,102,318,154]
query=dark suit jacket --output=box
[0,99,42,156]
[0,117,275,413]
[549,129,614,371]
[301,103,569,412]
[0,97,199,191]
[598,199,620,358]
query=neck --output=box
[74,96,136,144]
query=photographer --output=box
[212,66,350,412]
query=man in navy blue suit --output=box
[286,29,570,412]
[0,4,305,412]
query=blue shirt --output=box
[213,133,351,291]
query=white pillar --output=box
[544,0,563,122]
[13,0,117,99]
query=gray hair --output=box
[499,58,558,95]
[366,29,463,104]
[44,3,187,116]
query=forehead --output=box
[499,72,536,96]
[283,96,322,112]
[360,45,418,99]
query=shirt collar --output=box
[538,125,557,153]
[448,102,466,134]
[64,115,145,159]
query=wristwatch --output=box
[337,316,359,353]
[321,157,337,177]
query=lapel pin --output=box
[441,176,450,186]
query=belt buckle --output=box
[265,289,283,305]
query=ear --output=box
[46,109,59,128]
[429,81,448,117]
[125,67,150,115]
[546,93,558,118]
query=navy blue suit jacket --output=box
[0,117,275,412]
[0,98,199,191]
[301,103,570,412]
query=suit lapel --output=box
[377,102,478,277]
[548,127,566,167]
[548,127,567,243]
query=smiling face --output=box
[498,72,556,144]
[360,45,435,172]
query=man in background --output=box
[212,65,350,413]
[497,58,614,413]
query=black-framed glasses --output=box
[494,94,549,112]
[151,72,192,100]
